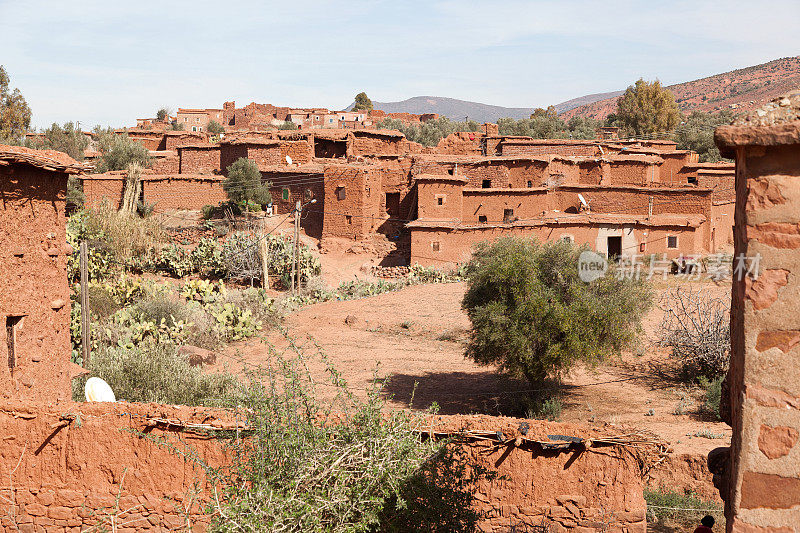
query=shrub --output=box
[659,288,730,380]
[94,131,151,173]
[72,205,165,264]
[209,353,488,532]
[207,120,224,135]
[462,238,652,384]
[201,204,215,220]
[223,157,271,209]
[191,237,226,278]
[644,486,722,526]
[158,244,194,278]
[81,339,239,405]
[699,375,724,421]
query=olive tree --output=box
[223,157,271,210]
[462,237,652,384]
[616,79,680,137]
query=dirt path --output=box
[216,279,731,460]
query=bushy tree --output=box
[0,65,32,143]
[171,121,184,131]
[26,122,88,160]
[616,79,680,137]
[207,120,224,134]
[93,129,151,172]
[278,120,298,130]
[224,157,271,209]
[673,110,736,162]
[376,116,480,147]
[496,115,601,140]
[156,107,170,121]
[462,238,651,384]
[353,91,374,111]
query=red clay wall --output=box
[0,166,71,402]
[149,153,180,174]
[178,147,221,174]
[82,177,125,210]
[350,135,402,156]
[0,403,646,532]
[323,165,370,239]
[500,141,600,157]
[164,133,205,152]
[279,140,313,165]
[142,177,227,210]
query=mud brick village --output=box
[1,3,800,531]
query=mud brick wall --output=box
[164,133,205,152]
[349,135,402,156]
[0,404,646,533]
[82,176,124,209]
[602,160,660,187]
[142,176,227,210]
[500,141,600,157]
[178,146,221,174]
[246,143,283,169]
[279,140,312,165]
[461,189,548,222]
[268,179,325,238]
[322,165,370,239]
[434,131,484,155]
[219,143,248,173]
[126,131,165,151]
[149,153,180,174]
[715,117,800,532]
[0,166,71,402]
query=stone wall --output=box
[142,176,227,211]
[177,146,221,174]
[714,91,800,532]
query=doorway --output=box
[386,192,400,218]
[607,236,622,258]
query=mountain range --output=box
[352,56,800,123]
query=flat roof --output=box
[0,144,87,174]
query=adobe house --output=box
[713,90,800,532]
[0,145,85,401]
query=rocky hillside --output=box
[561,56,800,120]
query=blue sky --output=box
[1,0,798,129]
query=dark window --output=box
[561,235,573,243]
[478,215,487,223]
[687,176,698,185]
[6,316,21,369]
[346,215,352,224]
[503,209,514,222]
[432,241,440,252]
[482,179,491,189]
[667,235,678,249]
[336,186,346,200]
[607,236,622,258]
[527,180,533,188]
[437,196,445,206]
[448,168,455,175]
[385,192,400,217]
[282,188,290,201]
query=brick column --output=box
[715,90,800,533]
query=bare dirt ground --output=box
[214,270,732,463]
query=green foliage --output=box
[461,238,652,384]
[94,131,151,173]
[83,339,239,405]
[353,91,374,111]
[376,117,480,147]
[525,396,563,421]
[615,78,681,137]
[207,120,224,135]
[25,122,89,160]
[496,114,601,140]
[201,204,215,220]
[0,65,32,143]
[66,211,116,282]
[208,302,262,341]
[278,121,298,130]
[191,237,226,278]
[172,121,184,131]
[223,157,272,208]
[673,110,736,162]
[66,176,85,210]
[156,108,170,121]
[698,375,724,421]
[158,244,195,278]
[644,486,722,526]
[210,354,488,533]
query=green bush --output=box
[207,120,224,135]
[80,339,239,405]
[158,244,194,278]
[201,204,215,220]
[462,238,652,384]
[223,157,271,209]
[644,486,722,526]
[94,131,151,173]
[699,375,724,421]
[209,355,489,532]
[191,237,226,278]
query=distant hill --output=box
[346,96,539,123]
[552,90,623,114]
[561,56,800,120]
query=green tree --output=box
[278,120,298,130]
[207,120,224,134]
[615,79,681,137]
[0,65,32,143]
[156,107,170,122]
[224,157,272,210]
[171,121,184,131]
[462,238,651,384]
[376,116,479,147]
[673,110,736,162]
[26,122,89,160]
[353,91,374,111]
[94,129,151,173]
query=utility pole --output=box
[259,218,270,290]
[291,200,300,294]
[79,241,91,367]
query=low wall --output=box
[0,403,647,532]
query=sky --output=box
[1,0,798,129]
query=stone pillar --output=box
[715,90,800,533]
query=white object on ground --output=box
[85,377,116,402]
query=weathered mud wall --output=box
[0,403,646,532]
